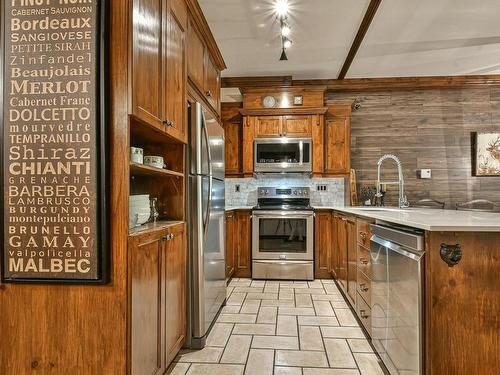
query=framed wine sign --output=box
[0,0,109,283]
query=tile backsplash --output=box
[225,177,345,207]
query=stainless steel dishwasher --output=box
[370,223,425,375]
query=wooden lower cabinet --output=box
[346,216,357,306]
[129,223,187,374]
[225,211,236,279]
[315,210,333,279]
[227,210,252,278]
[335,214,348,292]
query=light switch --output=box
[419,169,431,179]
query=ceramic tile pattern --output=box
[225,177,345,208]
[170,279,386,375]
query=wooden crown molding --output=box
[338,0,382,79]
[222,75,293,88]
[239,107,328,116]
[185,0,226,70]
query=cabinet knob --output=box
[360,232,367,240]
[359,258,369,265]
[206,90,213,97]
[360,309,369,319]
[359,283,369,292]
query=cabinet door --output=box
[224,119,241,175]
[283,115,313,137]
[242,116,255,175]
[325,116,350,175]
[187,19,205,91]
[234,211,252,278]
[330,213,339,279]
[129,232,166,375]
[315,211,332,279]
[346,217,357,306]
[336,215,348,293]
[165,224,187,364]
[162,0,187,142]
[204,52,220,114]
[254,116,283,137]
[225,212,236,278]
[131,0,162,127]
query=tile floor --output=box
[168,278,386,375]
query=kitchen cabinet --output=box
[187,19,221,116]
[131,0,187,143]
[324,106,351,176]
[253,114,314,138]
[315,210,333,279]
[223,104,243,176]
[346,216,357,306]
[330,212,339,278]
[242,116,255,175]
[129,222,187,372]
[283,115,313,137]
[335,214,348,292]
[226,210,252,278]
[225,211,236,278]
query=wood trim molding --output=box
[295,75,500,91]
[222,75,293,88]
[185,0,226,70]
[239,107,328,116]
[338,0,382,79]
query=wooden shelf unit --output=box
[129,220,185,237]
[130,162,184,178]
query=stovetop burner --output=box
[254,187,312,211]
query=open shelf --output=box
[129,220,185,237]
[130,162,184,178]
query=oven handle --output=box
[252,211,314,218]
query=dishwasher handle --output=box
[371,234,424,262]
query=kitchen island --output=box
[317,206,500,375]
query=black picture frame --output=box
[0,1,110,284]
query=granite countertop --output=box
[324,206,500,232]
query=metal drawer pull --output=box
[359,258,369,265]
[359,283,369,292]
[360,232,367,240]
[206,90,213,97]
[360,309,370,319]
[162,233,175,241]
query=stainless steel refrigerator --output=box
[187,102,226,349]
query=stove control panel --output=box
[257,187,310,199]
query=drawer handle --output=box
[360,231,367,240]
[206,90,213,97]
[359,283,369,292]
[162,233,174,241]
[359,258,369,265]
[360,309,370,319]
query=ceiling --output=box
[198,0,500,79]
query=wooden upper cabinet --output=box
[325,106,351,175]
[254,116,283,137]
[187,19,221,116]
[223,105,243,176]
[131,0,162,127]
[187,19,205,91]
[164,224,187,364]
[283,115,313,137]
[131,0,187,142]
[204,52,220,114]
[242,116,255,175]
[129,230,166,375]
[162,0,187,142]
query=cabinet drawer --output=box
[357,269,371,306]
[356,293,371,335]
[357,244,371,278]
[357,218,372,248]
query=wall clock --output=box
[262,95,277,108]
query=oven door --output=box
[254,138,312,172]
[252,210,314,261]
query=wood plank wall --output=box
[327,88,500,207]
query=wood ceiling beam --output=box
[294,75,500,91]
[221,75,293,89]
[337,0,382,79]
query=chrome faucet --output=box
[375,154,409,208]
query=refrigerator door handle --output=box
[201,110,213,176]
[203,175,213,240]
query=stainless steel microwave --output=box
[254,138,312,173]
